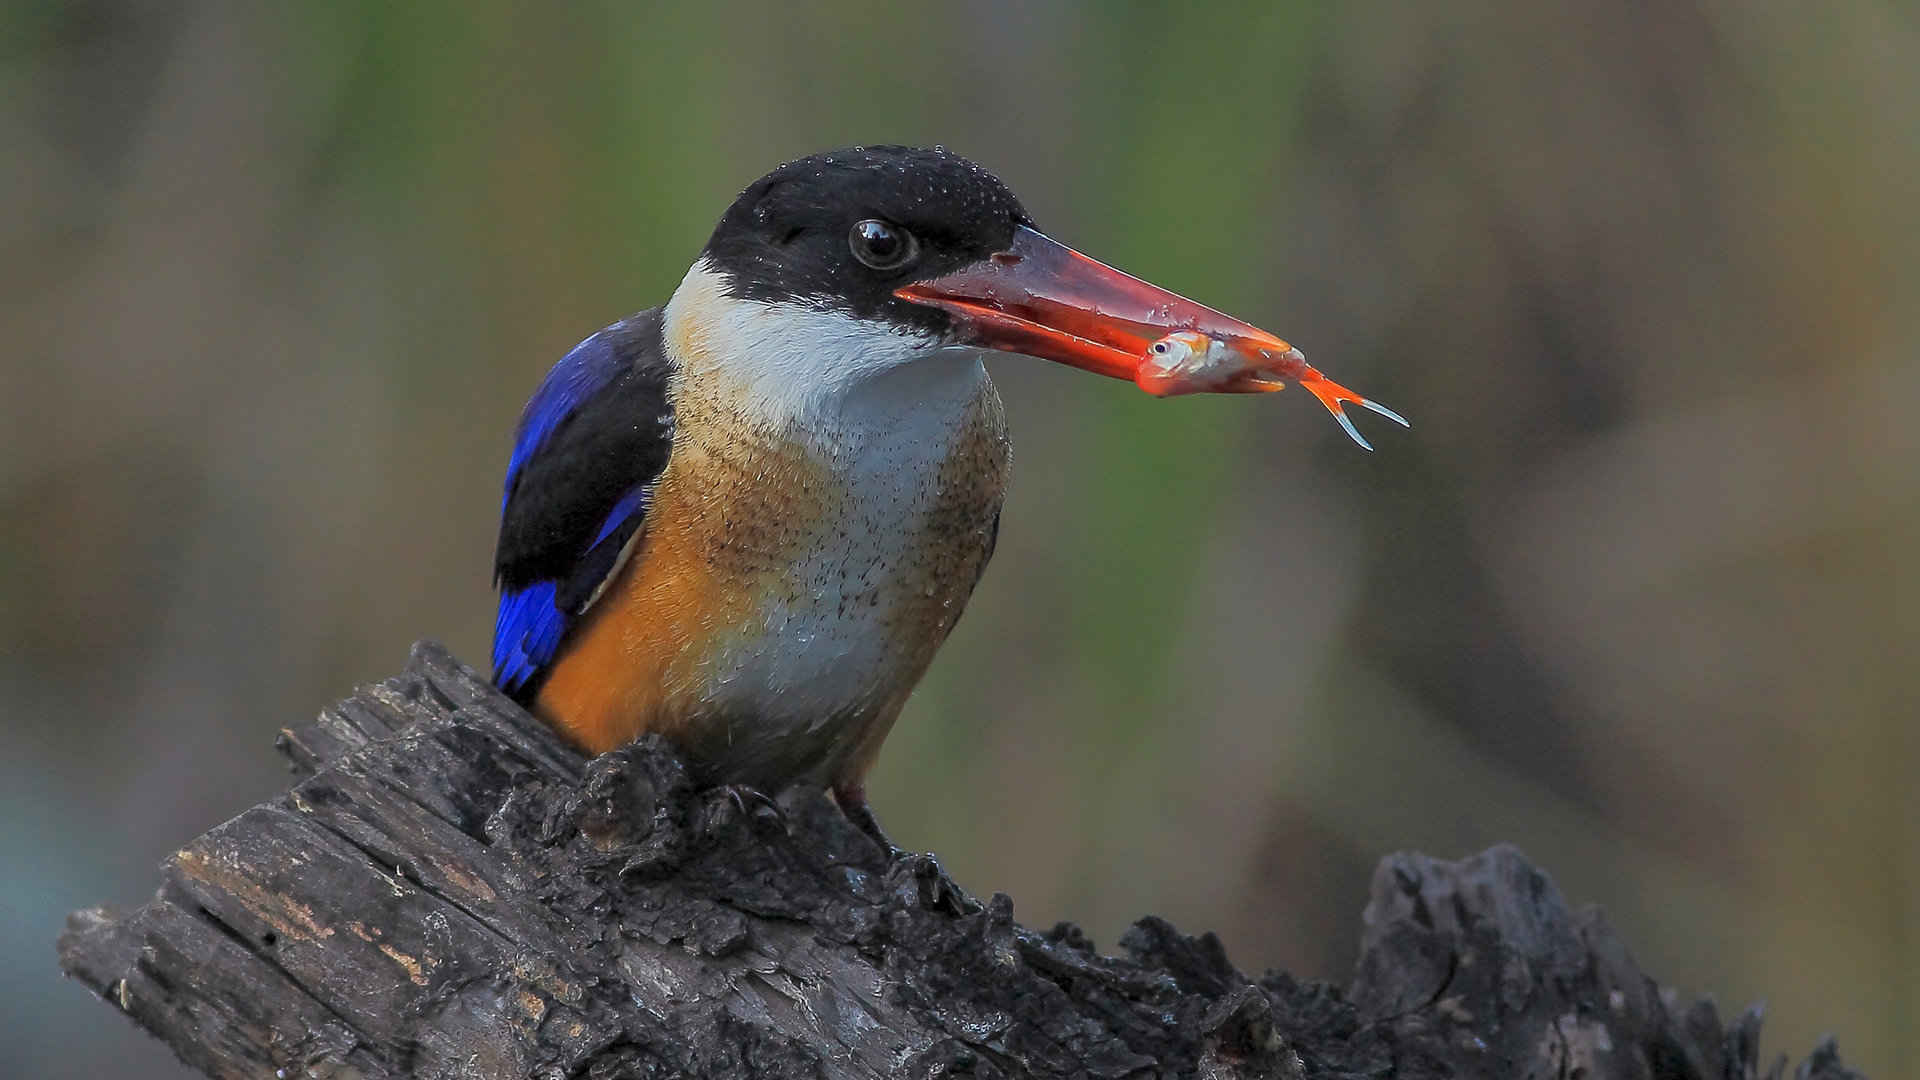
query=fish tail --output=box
[1299,372,1409,451]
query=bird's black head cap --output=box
[701,145,1034,333]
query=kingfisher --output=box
[491,146,1401,853]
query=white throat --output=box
[662,259,984,430]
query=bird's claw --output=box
[727,783,788,825]
[698,782,788,839]
[885,850,979,915]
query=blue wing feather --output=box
[493,481,651,693]
[591,485,652,548]
[502,329,628,507]
[490,311,674,700]
[493,581,566,694]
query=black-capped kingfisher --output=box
[491,146,1402,853]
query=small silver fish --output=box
[1135,331,1409,451]
[1137,330,1243,389]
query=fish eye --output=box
[1152,341,1170,354]
[849,219,918,271]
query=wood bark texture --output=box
[58,643,1865,1079]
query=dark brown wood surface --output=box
[58,643,1864,1079]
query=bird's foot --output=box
[884,850,979,915]
[834,782,977,914]
[834,785,905,862]
[697,782,789,841]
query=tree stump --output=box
[57,642,1863,1079]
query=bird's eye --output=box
[849,219,918,271]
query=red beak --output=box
[894,225,1408,449]
[894,226,1296,385]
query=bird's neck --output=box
[662,259,989,444]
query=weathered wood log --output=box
[59,642,1863,1079]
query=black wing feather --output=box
[492,310,675,698]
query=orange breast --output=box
[530,498,735,756]
[534,356,1011,787]
[533,388,833,755]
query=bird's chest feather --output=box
[543,351,1010,784]
[680,359,1007,719]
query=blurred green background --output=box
[5,2,1915,1075]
